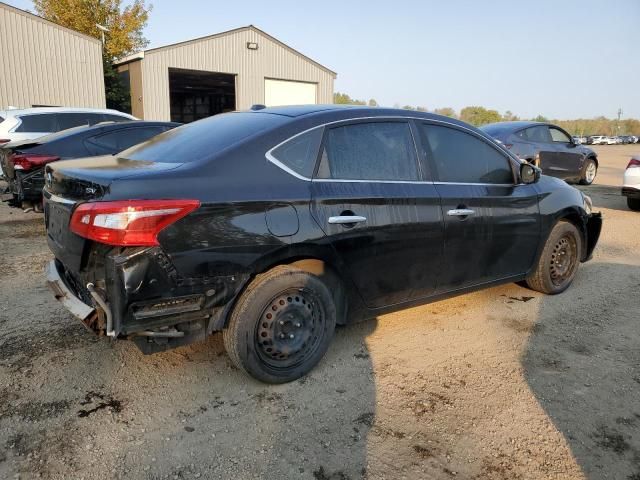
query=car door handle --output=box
[328,215,367,224]
[447,209,475,217]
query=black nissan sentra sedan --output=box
[43,106,602,383]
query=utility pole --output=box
[96,24,109,47]
[617,108,623,135]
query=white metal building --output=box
[115,25,336,122]
[0,2,105,110]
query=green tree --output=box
[433,107,457,118]
[333,92,366,105]
[33,0,151,113]
[103,55,130,111]
[459,106,502,126]
[402,105,416,110]
[416,106,428,112]
[33,0,151,59]
[502,110,519,121]
[532,115,549,123]
[368,99,378,107]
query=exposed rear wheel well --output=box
[286,258,349,325]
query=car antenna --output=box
[250,104,267,111]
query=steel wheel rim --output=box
[255,288,325,369]
[549,234,578,286]
[585,162,596,183]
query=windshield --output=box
[120,112,288,163]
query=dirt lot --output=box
[0,145,639,480]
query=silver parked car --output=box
[0,107,136,176]
[0,107,136,144]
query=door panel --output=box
[419,122,541,291]
[310,181,444,307]
[434,184,493,288]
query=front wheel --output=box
[580,159,597,185]
[628,197,640,211]
[526,220,582,294]
[223,266,336,383]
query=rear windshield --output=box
[120,112,288,163]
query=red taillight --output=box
[627,158,640,169]
[10,153,60,171]
[69,199,200,246]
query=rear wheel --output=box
[223,265,336,383]
[526,220,582,294]
[628,197,640,211]
[580,159,597,185]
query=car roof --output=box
[0,107,136,118]
[482,121,549,131]
[245,104,477,128]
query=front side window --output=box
[316,122,419,181]
[15,114,57,133]
[549,127,571,143]
[269,127,323,178]
[419,124,513,184]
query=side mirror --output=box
[520,162,541,184]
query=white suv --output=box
[0,107,136,144]
[623,155,640,211]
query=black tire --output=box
[526,220,582,295]
[628,197,640,211]
[223,265,336,383]
[579,158,597,185]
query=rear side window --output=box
[419,124,513,184]
[316,122,419,181]
[15,114,57,133]
[525,126,552,143]
[120,112,287,163]
[57,113,92,130]
[269,128,323,178]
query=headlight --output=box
[583,193,593,214]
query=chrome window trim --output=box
[265,115,519,184]
[312,178,434,185]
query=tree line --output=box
[334,92,640,136]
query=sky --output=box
[6,0,640,119]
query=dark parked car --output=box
[1,121,180,210]
[481,121,599,185]
[43,106,602,383]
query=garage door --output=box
[264,79,317,107]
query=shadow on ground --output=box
[524,262,640,479]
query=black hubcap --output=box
[549,234,577,286]
[256,290,323,368]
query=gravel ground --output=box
[0,144,639,480]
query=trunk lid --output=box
[44,155,183,272]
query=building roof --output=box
[0,1,101,44]
[114,25,337,77]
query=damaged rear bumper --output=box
[45,260,97,328]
